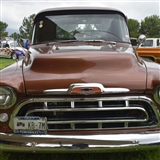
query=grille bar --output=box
[25,106,148,117]
[47,119,148,124]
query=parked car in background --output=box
[0,40,26,60]
[0,7,160,153]
[136,38,160,63]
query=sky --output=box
[0,0,160,35]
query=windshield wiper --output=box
[83,40,116,45]
[46,40,78,46]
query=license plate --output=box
[14,117,47,134]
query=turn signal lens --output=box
[0,113,8,122]
[0,86,17,109]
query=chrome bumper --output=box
[0,131,160,152]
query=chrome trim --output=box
[0,131,160,152]
[25,107,149,130]
[19,105,149,131]
[9,96,160,130]
[44,83,130,95]
[25,106,148,117]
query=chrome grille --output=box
[11,96,160,131]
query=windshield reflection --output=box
[33,14,130,44]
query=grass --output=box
[0,58,15,70]
[0,58,160,159]
[1,149,160,160]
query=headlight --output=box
[154,86,160,105]
[0,86,17,109]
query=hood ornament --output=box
[44,83,130,95]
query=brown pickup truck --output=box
[0,7,160,153]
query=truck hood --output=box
[23,48,147,94]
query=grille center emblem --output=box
[70,83,102,95]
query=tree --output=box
[10,32,20,40]
[19,14,36,40]
[139,15,160,38]
[127,19,140,38]
[0,21,8,38]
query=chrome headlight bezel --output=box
[154,86,160,105]
[0,86,17,109]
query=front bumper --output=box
[0,131,160,152]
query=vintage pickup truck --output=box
[0,7,160,152]
[136,38,160,63]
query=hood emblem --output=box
[68,83,103,95]
[44,83,130,95]
[71,86,102,95]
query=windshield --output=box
[33,13,130,44]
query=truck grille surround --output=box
[12,96,159,131]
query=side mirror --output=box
[137,34,146,48]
